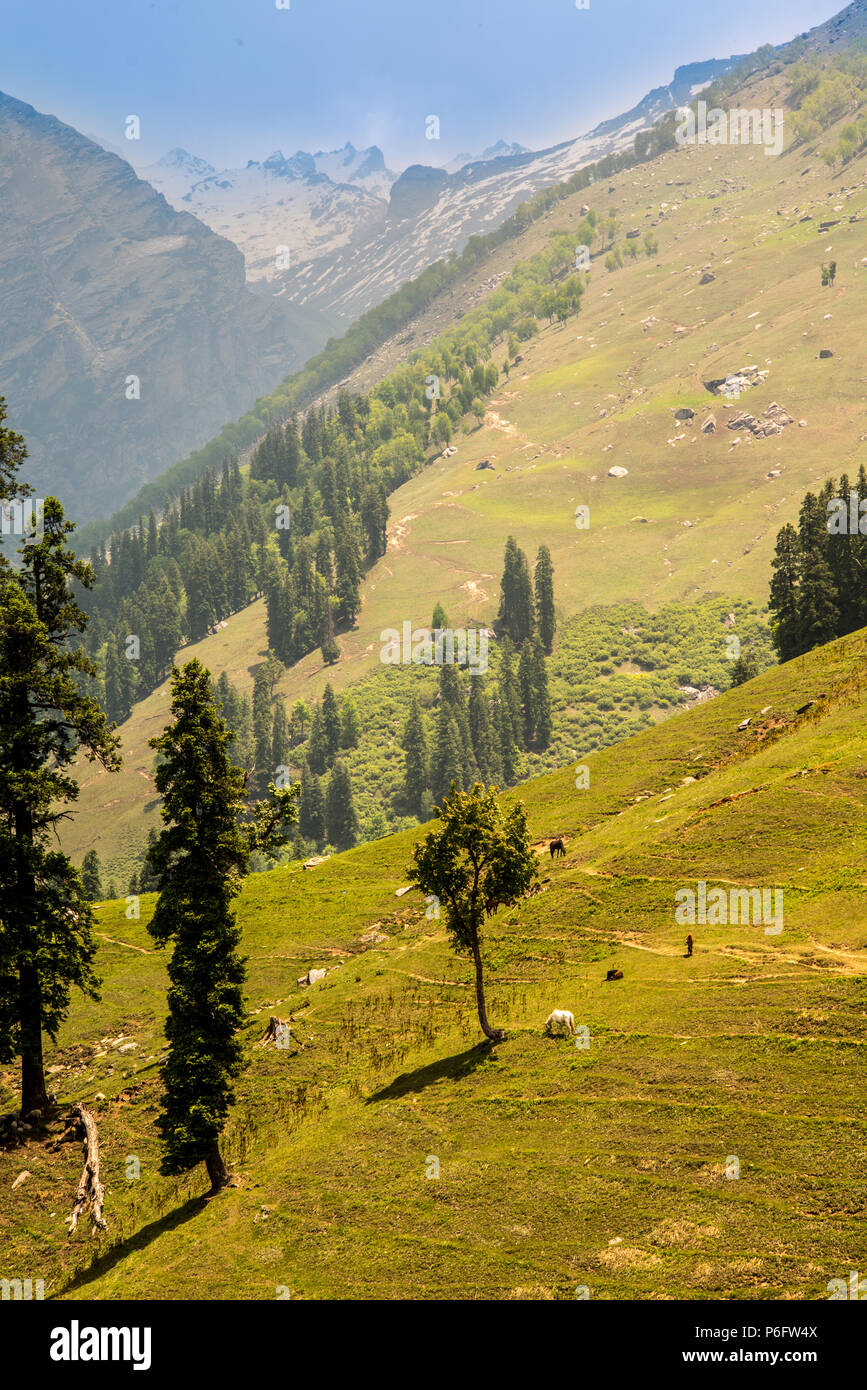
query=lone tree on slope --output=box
[147,659,298,1194]
[408,782,537,1044]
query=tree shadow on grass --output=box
[366,1041,496,1104]
[59,1194,208,1296]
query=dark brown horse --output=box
[549,837,566,859]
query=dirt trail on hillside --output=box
[95,933,153,956]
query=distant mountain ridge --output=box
[0,90,333,519]
[142,140,397,284]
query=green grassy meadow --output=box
[3,629,865,1299]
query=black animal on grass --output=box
[549,837,566,859]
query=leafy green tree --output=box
[408,783,537,1042]
[146,659,297,1192]
[0,491,121,1115]
[431,602,449,630]
[325,760,359,850]
[81,851,103,902]
[534,545,556,654]
[402,695,429,815]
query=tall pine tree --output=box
[146,660,297,1192]
[402,695,430,815]
[0,485,121,1115]
[534,545,556,654]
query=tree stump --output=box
[257,1015,300,1050]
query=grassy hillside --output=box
[60,53,867,883]
[3,627,865,1299]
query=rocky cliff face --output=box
[0,91,330,520]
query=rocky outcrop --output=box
[726,402,795,439]
[0,91,330,520]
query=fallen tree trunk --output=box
[61,1104,107,1235]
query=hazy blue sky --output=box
[1,0,843,170]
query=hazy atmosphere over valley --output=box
[0,0,865,1351]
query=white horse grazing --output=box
[545,1009,576,1038]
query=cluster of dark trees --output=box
[768,471,867,661]
[296,683,361,852]
[496,538,556,653]
[400,646,551,818]
[81,328,518,729]
[398,540,556,819]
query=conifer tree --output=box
[320,596,340,666]
[271,697,288,772]
[402,695,430,815]
[497,537,534,645]
[532,641,552,748]
[497,636,524,749]
[797,493,839,653]
[729,650,759,687]
[299,764,325,845]
[0,489,121,1115]
[340,696,360,749]
[493,689,518,786]
[81,851,103,902]
[146,659,297,1192]
[431,706,463,806]
[289,700,310,746]
[468,676,500,783]
[518,639,538,745]
[325,760,359,850]
[321,684,341,763]
[334,521,361,625]
[769,523,802,661]
[534,545,556,654]
[252,667,273,792]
